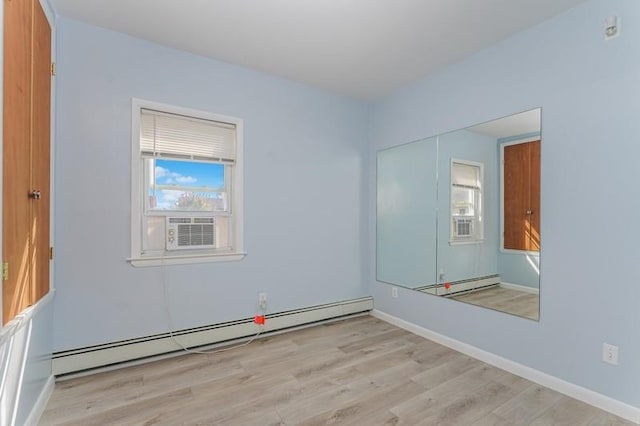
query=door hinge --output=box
[49,247,54,260]
[51,62,56,76]
[2,262,8,281]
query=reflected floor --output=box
[451,286,539,321]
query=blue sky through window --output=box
[151,159,225,210]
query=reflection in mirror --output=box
[376,109,541,320]
[377,137,438,287]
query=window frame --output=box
[449,158,484,245]
[128,99,245,267]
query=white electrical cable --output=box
[160,254,265,355]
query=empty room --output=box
[1,0,639,424]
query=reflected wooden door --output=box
[503,140,540,252]
[528,140,541,251]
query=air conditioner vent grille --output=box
[454,217,474,238]
[166,217,216,250]
[168,217,191,224]
[193,217,214,224]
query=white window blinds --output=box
[140,109,236,162]
[452,162,481,189]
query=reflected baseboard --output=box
[499,281,539,295]
[418,275,500,296]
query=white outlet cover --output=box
[392,287,398,298]
[604,16,620,40]
[602,343,619,365]
[258,293,267,307]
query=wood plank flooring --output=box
[40,316,632,425]
[452,286,539,321]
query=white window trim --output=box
[499,136,539,254]
[449,158,484,245]
[128,99,245,267]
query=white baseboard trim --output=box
[371,309,640,424]
[499,281,539,295]
[24,374,55,426]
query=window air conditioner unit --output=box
[453,217,474,238]
[166,217,216,250]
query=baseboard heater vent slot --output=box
[52,297,373,376]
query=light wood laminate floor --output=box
[452,286,539,321]
[41,316,631,425]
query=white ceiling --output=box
[51,0,587,100]
[469,108,541,139]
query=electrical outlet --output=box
[602,343,619,365]
[391,287,398,298]
[604,16,620,40]
[258,293,267,310]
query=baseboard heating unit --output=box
[53,297,373,377]
[417,274,500,296]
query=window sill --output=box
[449,239,484,246]
[128,252,246,267]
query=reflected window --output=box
[450,160,483,243]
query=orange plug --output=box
[444,282,451,290]
[254,315,265,325]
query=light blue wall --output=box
[377,137,438,287]
[53,17,369,351]
[498,252,540,288]
[369,0,640,408]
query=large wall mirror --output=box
[377,109,541,320]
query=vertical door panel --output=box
[528,141,541,251]
[503,140,541,252]
[31,0,52,301]
[3,0,34,324]
[503,143,528,251]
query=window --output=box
[130,100,244,266]
[450,159,483,244]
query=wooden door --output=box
[2,0,51,325]
[31,0,52,301]
[3,0,34,324]
[503,140,540,252]
[528,141,541,251]
[503,142,528,250]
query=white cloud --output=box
[175,176,197,184]
[155,166,197,185]
[155,166,170,178]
